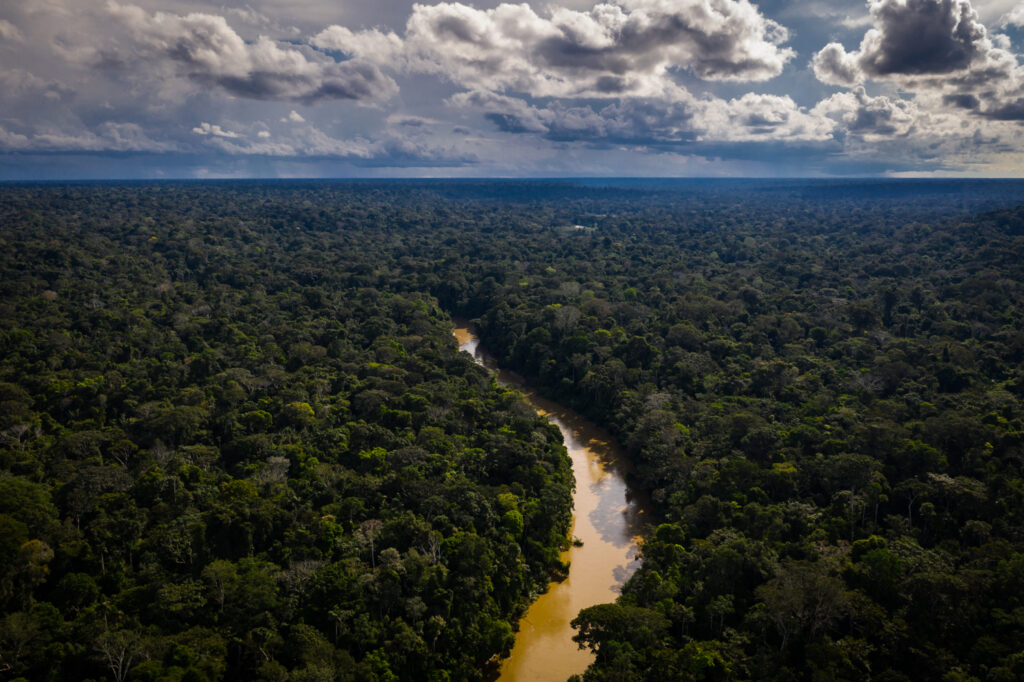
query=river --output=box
[453,323,648,682]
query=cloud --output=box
[812,43,865,86]
[224,6,301,37]
[805,86,1019,171]
[0,121,176,152]
[386,114,438,128]
[312,25,405,65]
[450,88,833,144]
[316,0,796,101]
[92,122,177,151]
[861,0,985,76]
[187,116,477,167]
[0,125,30,150]
[0,68,73,101]
[839,14,875,29]
[810,0,1024,122]
[813,87,920,138]
[697,93,836,141]
[195,123,371,157]
[2,0,1022,175]
[974,0,1022,24]
[1000,4,1024,26]
[0,18,23,42]
[943,92,980,109]
[107,2,398,103]
[449,91,553,134]
[980,96,1024,120]
[449,89,701,142]
[192,122,240,138]
[813,0,989,84]
[810,85,1006,150]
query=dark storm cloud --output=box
[943,93,980,109]
[860,0,985,76]
[980,99,1024,120]
[810,0,1024,128]
[813,0,989,85]
[485,113,542,134]
[846,105,901,135]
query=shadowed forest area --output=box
[2,179,1024,680]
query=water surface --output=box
[454,324,647,682]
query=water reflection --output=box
[453,322,649,682]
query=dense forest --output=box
[2,179,1024,680]
[0,183,575,680]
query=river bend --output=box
[454,324,647,681]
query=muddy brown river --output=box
[454,324,648,682]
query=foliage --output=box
[0,183,574,680]
[3,178,1024,680]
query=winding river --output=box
[453,323,648,682]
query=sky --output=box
[2,0,1024,178]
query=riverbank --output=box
[454,322,649,681]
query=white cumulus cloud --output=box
[315,0,796,101]
[192,122,240,138]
